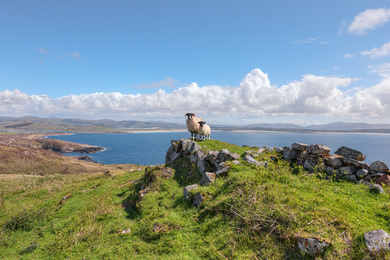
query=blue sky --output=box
[1,0,390,125]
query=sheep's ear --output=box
[185,113,188,117]
[204,122,206,124]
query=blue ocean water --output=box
[48,131,390,166]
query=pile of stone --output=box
[283,143,390,183]
[166,139,242,206]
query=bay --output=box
[48,131,390,166]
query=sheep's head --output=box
[198,121,206,127]
[185,113,195,119]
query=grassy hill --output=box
[1,138,390,259]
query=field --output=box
[1,136,390,259]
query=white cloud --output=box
[131,77,179,89]
[348,8,390,35]
[1,68,390,122]
[344,54,356,59]
[362,41,390,58]
[369,63,390,78]
[292,37,317,45]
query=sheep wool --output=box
[185,113,202,140]
[197,121,211,140]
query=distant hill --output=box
[0,116,186,132]
[305,122,390,131]
[1,116,390,133]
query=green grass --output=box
[1,139,390,259]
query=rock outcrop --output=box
[283,142,390,183]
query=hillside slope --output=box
[1,139,390,259]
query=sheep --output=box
[197,121,211,141]
[185,113,202,140]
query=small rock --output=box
[356,169,369,178]
[193,193,205,207]
[296,237,330,256]
[243,155,267,167]
[183,184,198,201]
[364,229,390,252]
[325,166,337,175]
[232,160,240,165]
[370,172,385,178]
[325,155,343,168]
[347,174,357,182]
[199,172,216,186]
[216,167,229,176]
[339,166,357,175]
[275,147,283,153]
[376,175,390,186]
[372,184,385,194]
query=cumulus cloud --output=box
[1,68,390,122]
[348,8,390,35]
[362,41,390,58]
[131,77,179,89]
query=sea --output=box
[47,131,390,167]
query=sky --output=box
[0,0,390,125]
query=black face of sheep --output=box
[198,121,206,127]
[185,113,195,119]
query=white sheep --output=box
[185,113,202,140]
[197,121,211,141]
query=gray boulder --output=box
[199,172,216,186]
[325,166,339,175]
[339,166,357,175]
[283,147,299,161]
[325,155,343,168]
[370,161,389,173]
[189,150,205,164]
[180,139,202,156]
[292,142,308,151]
[166,145,181,164]
[306,144,331,155]
[364,229,390,252]
[343,157,369,169]
[356,169,369,178]
[193,193,205,207]
[335,146,366,161]
[243,155,268,167]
